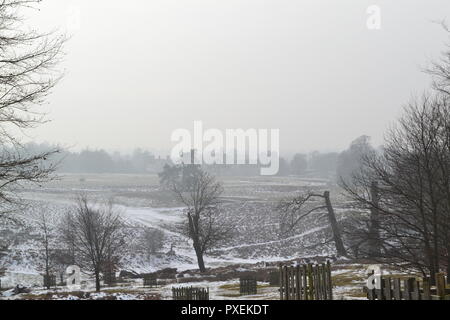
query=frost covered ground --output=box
[0,173,378,300]
[1,262,393,300]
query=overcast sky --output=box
[27,0,450,156]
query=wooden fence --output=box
[43,274,56,288]
[104,271,117,286]
[366,272,450,300]
[269,271,280,286]
[143,275,158,288]
[240,278,257,295]
[279,261,333,300]
[172,286,209,300]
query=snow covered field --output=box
[0,173,371,300]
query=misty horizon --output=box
[22,0,450,155]
[1,0,449,304]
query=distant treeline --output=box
[23,143,168,174]
[206,135,375,180]
[23,136,374,179]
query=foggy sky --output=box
[28,0,450,156]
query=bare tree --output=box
[278,190,347,257]
[59,211,77,266]
[33,207,57,289]
[0,0,65,216]
[341,94,450,283]
[61,197,126,291]
[165,165,231,272]
[426,23,450,95]
[139,227,164,258]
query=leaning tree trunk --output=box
[323,191,347,257]
[368,181,381,258]
[188,213,207,273]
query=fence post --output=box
[284,266,289,300]
[295,265,301,300]
[326,261,333,300]
[411,280,420,300]
[307,264,314,300]
[435,273,446,300]
[384,278,392,300]
[393,278,401,300]
[321,264,326,300]
[290,267,295,298]
[279,264,283,300]
[377,277,385,300]
[317,264,323,300]
[302,265,308,300]
[313,265,319,300]
[422,278,431,300]
[402,278,414,300]
[318,264,324,300]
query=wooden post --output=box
[295,265,301,300]
[367,287,374,300]
[319,264,326,300]
[318,264,324,300]
[320,264,325,300]
[284,266,289,300]
[377,277,385,300]
[411,280,420,300]
[393,278,401,300]
[302,265,308,300]
[422,278,431,300]
[313,265,319,300]
[290,268,295,298]
[279,264,283,300]
[326,261,333,300]
[435,273,446,300]
[298,266,304,300]
[384,278,392,300]
[308,264,314,300]
[402,278,414,300]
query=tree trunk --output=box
[368,181,381,258]
[425,245,437,286]
[324,191,347,257]
[45,248,50,290]
[45,271,50,290]
[95,271,101,292]
[447,255,450,285]
[429,265,437,286]
[193,241,206,273]
[188,211,207,273]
